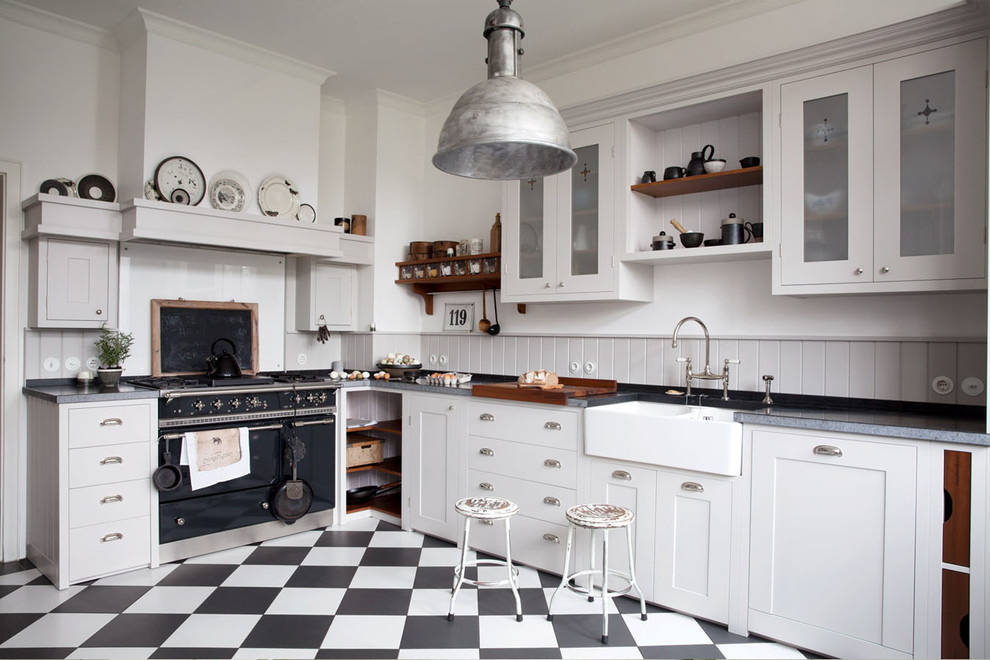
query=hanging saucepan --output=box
[152,438,182,492]
[206,337,242,378]
[270,425,313,524]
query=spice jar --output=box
[454,261,466,276]
[468,259,481,275]
[400,265,412,280]
[413,264,426,279]
[440,261,452,277]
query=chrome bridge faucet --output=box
[671,316,739,401]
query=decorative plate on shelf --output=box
[258,175,300,220]
[208,170,250,213]
[297,203,316,223]
[154,155,205,206]
[76,174,116,202]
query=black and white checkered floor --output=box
[0,518,815,659]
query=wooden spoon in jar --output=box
[479,285,491,332]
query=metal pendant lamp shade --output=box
[433,0,577,180]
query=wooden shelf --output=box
[347,456,401,476]
[631,166,763,198]
[347,490,401,516]
[347,418,402,435]
[394,252,526,315]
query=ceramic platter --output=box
[258,175,300,220]
[154,155,206,206]
[77,174,116,202]
[208,170,251,213]
[296,203,316,223]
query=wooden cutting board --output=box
[471,377,617,405]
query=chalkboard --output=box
[151,299,259,376]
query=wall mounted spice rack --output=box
[395,252,526,315]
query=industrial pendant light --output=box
[432,0,577,180]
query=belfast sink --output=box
[584,400,742,476]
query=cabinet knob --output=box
[175,518,185,526]
[681,481,704,493]
[612,470,632,481]
[880,266,890,274]
[558,282,565,287]
[99,456,122,466]
[100,532,123,543]
[100,494,123,505]
[448,405,455,411]
[544,282,552,288]
[96,309,103,315]
[813,444,843,457]
[261,502,270,510]
[543,458,562,468]
[479,482,494,491]
[479,447,495,457]
[854,267,863,275]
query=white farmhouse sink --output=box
[584,400,742,476]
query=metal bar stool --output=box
[547,503,647,644]
[448,496,523,622]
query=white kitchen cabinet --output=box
[295,258,355,331]
[465,399,580,573]
[28,237,118,328]
[748,427,922,658]
[402,392,465,542]
[26,397,158,589]
[503,123,649,303]
[775,38,987,294]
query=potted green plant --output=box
[94,325,134,387]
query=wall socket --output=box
[584,361,596,374]
[931,375,954,395]
[569,361,581,374]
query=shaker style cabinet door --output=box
[295,259,355,331]
[32,237,116,328]
[872,38,987,283]
[779,66,875,286]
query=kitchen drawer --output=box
[468,401,578,451]
[468,514,569,575]
[69,442,152,489]
[69,479,151,529]
[68,403,152,449]
[468,468,576,525]
[469,436,577,489]
[68,515,151,582]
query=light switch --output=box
[43,357,60,372]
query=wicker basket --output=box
[347,436,383,467]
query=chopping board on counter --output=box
[472,377,617,405]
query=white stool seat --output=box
[448,496,523,622]
[566,503,635,528]
[455,496,520,520]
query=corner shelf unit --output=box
[346,419,402,516]
[394,252,526,315]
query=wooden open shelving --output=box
[631,166,763,198]
[394,252,526,315]
[346,418,402,517]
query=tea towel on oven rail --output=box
[181,427,250,490]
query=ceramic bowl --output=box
[680,232,704,248]
[703,159,726,174]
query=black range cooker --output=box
[131,372,338,561]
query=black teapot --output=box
[206,337,242,378]
[686,144,715,176]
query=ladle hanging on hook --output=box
[478,284,491,333]
[487,288,500,335]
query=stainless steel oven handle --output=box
[291,419,335,428]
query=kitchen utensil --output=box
[740,156,761,168]
[670,218,689,234]
[347,485,379,504]
[652,231,674,250]
[720,213,752,245]
[685,144,715,176]
[479,284,491,332]
[487,288,500,335]
[703,158,727,173]
[206,337,242,378]
[152,441,182,492]
[270,426,313,523]
[350,214,367,235]
[376,362,422,380]
[663,166,685,180]
[641,170,656,183]
[679,232,704,248]
[703,238,723,247]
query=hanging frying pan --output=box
[270,424,313,523]
[152,438,182,491]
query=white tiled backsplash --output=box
[344,333,986,407]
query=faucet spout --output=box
[672,316,711,374]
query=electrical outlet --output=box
[569,361,580,374]
[439,354,448,366]
[64,357,81,371]
[429,354,438,365]
[584,361,596,374]
[961,376,985,397]
[43,357,60,373]
[931,375,954,395]
[296,353,308,365]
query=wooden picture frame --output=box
[151,299,259,376]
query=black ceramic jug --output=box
[686,144,715,176]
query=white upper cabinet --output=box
[29,237,117,329]
[502,124,651,303]
[295,259,355,332]
[775,38,987,294]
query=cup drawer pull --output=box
[479,447,495,457]
[543,459,562,468]
[813,445,843,457]
[479,482,495,491]
[543,496,561,507]
[100,533,123,543]
[544,421,562,431]
[681,481,704,493]
[612,470,632,481]
[100,418,123,427]
[99,456,123,466]
[100,495,123,505]
[480,413,495,422]
[543,533,560,544]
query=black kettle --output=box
[686,144,715,176]
[206,338,242,378]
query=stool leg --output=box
[601,529,609,644]
[503,517,523,622]
[547,523,574,622]
[448,516,470,621]
[587,526,596,602]
[626,523,647,621]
